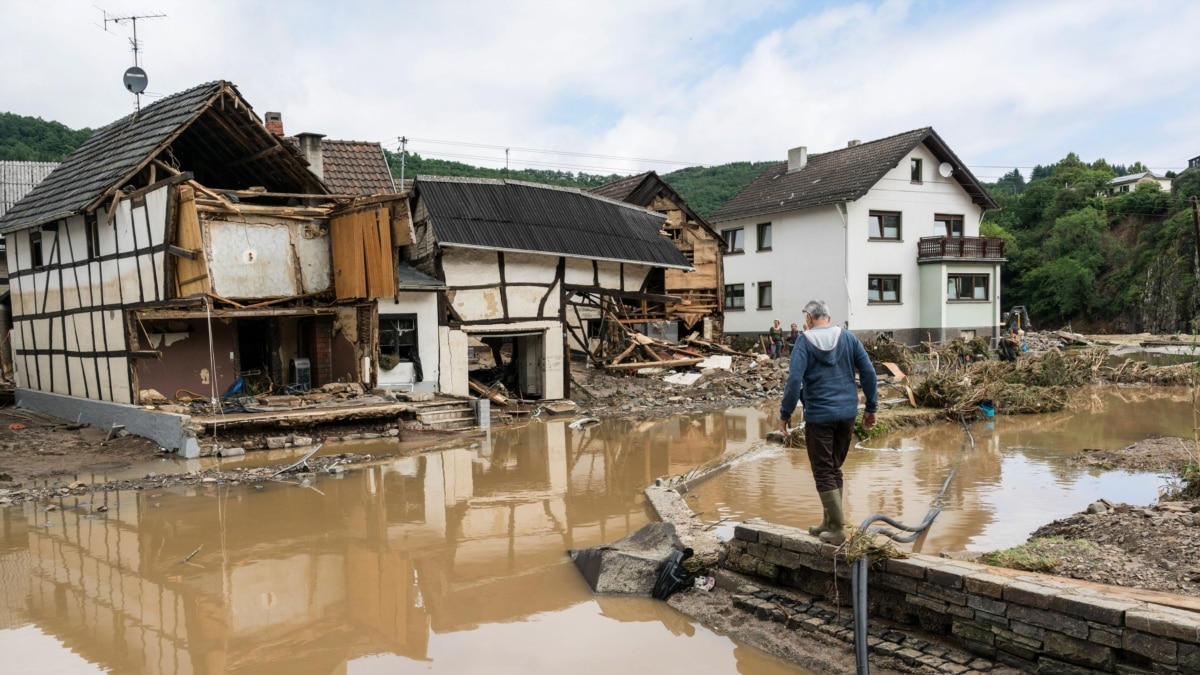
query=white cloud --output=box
[3,0,1197,178]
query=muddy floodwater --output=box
[689,386,1196,553]
[0,386,1191,673]
[0,418,808,675]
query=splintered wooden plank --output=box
[330,210,367,299]
[363,206,394,297]
[174,186,211,297]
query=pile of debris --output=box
[145,381,417,416]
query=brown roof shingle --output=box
[320,140,395,196]
[710,127,997,223]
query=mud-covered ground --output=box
[991,436,1200,596]
[0,408,160,486]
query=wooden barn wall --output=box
[6,183,173,404]
[331,207,394,300]
[440,248,563,324]
[205,213,332,300]
[135,318,237,400]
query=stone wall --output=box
[726,520,1200,674]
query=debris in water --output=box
[182,544,203,563]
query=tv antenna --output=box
[99,9,167,112]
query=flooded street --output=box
[0,385,1192,673]
[0,417,808,675]
[689,386,1195,553]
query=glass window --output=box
[911,158,923,183]
[724,284,744,310]
[869,212,901,240]
[867,275,901,304]
[757,222,772,251]
[379,315,417,370]
[934,214,963,237]
[947,274,989,301]
[723,228,744,253]
[757,282,772,309]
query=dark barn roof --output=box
[415,176,691,269]
[319,140,396,196]
[710,127,998,223]
[0,80,326,234]
[590,171,724,248]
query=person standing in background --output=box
[785,322,801,356]
[767,319,784,359]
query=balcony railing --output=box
[917,236,1005,261]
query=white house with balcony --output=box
[711,128,1003,345]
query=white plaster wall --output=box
[375,291,440,393]
[720,204,847,334]
[439,326,470,396]
[443,248,501,286]
[563,257,595,286]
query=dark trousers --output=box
[805,418,855,493]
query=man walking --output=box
[778,300,878,545]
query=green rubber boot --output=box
[818,489,847,546]
[809,489,839,537]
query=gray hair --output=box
[803,300,830,319]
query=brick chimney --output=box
[296,132,326,181]
[787,146,808,173]
[265,112,284,137]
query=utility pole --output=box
[505,148,510,178]
[398,136,408,188]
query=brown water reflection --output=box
[690,386,1194,554]
[0,416,808,674]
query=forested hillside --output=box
[0,113,92,162]
[983,156,1199,333]
[382,149,773,218]
[7,111,1198,332]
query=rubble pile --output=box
[576,348,792,418]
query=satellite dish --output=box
[123,67,148,94]
[938,162,954,178]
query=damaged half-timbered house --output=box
[590,171,726,341]
[407,176,692,400]
[0,81,412,453]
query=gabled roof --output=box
[590,171,724,248]
[0,161,58,218]
[710,127,998,223]
[319,140,396,196]
[415,176,691,269]
[1109,171,1165,185]
[0,80,326,234]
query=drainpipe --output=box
[837,202,852,323]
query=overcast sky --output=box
[4,0,1198,182]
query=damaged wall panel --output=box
[205,215,332,299]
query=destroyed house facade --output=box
[0,81,412,444]
[407,176,692,400]
[590,171,726,342]
[712,128,1003,344]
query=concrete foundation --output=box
[16,388,201,458]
